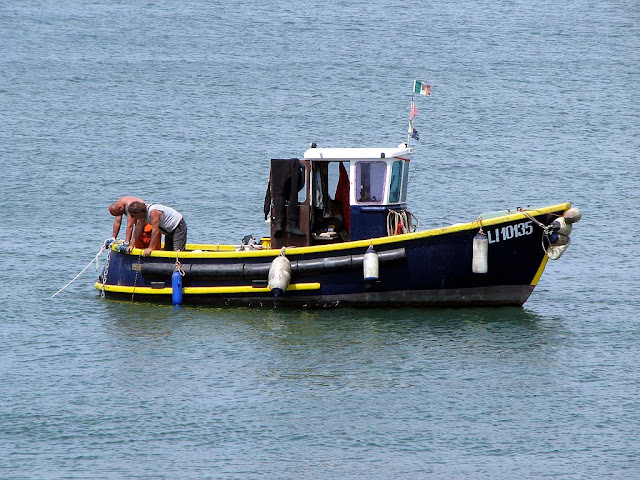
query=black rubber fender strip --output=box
[139,247,406,280]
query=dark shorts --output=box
[163,218,187,251]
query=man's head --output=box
[127,201,147,219]
[108,201,125,217]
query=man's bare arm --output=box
[112,215,123,239]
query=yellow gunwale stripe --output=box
[94,282,321,295]
[530,255,550,286]
[113,203,570,259]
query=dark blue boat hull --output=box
[97,206,566,307]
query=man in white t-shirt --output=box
[127,201,187,256]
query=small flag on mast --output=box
[410,102,418,120]
[408,115,420,141]
[413,80,431,96]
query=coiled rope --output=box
[387,209,419,236]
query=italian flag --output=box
[413,80,431,96]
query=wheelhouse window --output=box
[401,160,409,202]
[389,160,403,203]
[355,161,386,204]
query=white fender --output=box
[552,217,573,236]
[472,230,489,274]
[548,238,570,260]
[363,245,379,281]
[268,251,291,297]
[563,207,582,224]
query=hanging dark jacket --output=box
[264,158,304,236]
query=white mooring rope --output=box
[51,245,106,298]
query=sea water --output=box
[1,0,639,478]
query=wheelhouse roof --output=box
[303,144,413,162]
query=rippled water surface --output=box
[1,0,639,478]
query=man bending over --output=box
[108,196,144,245]
[127,201,187,256]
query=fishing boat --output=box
[96,142,581,307]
